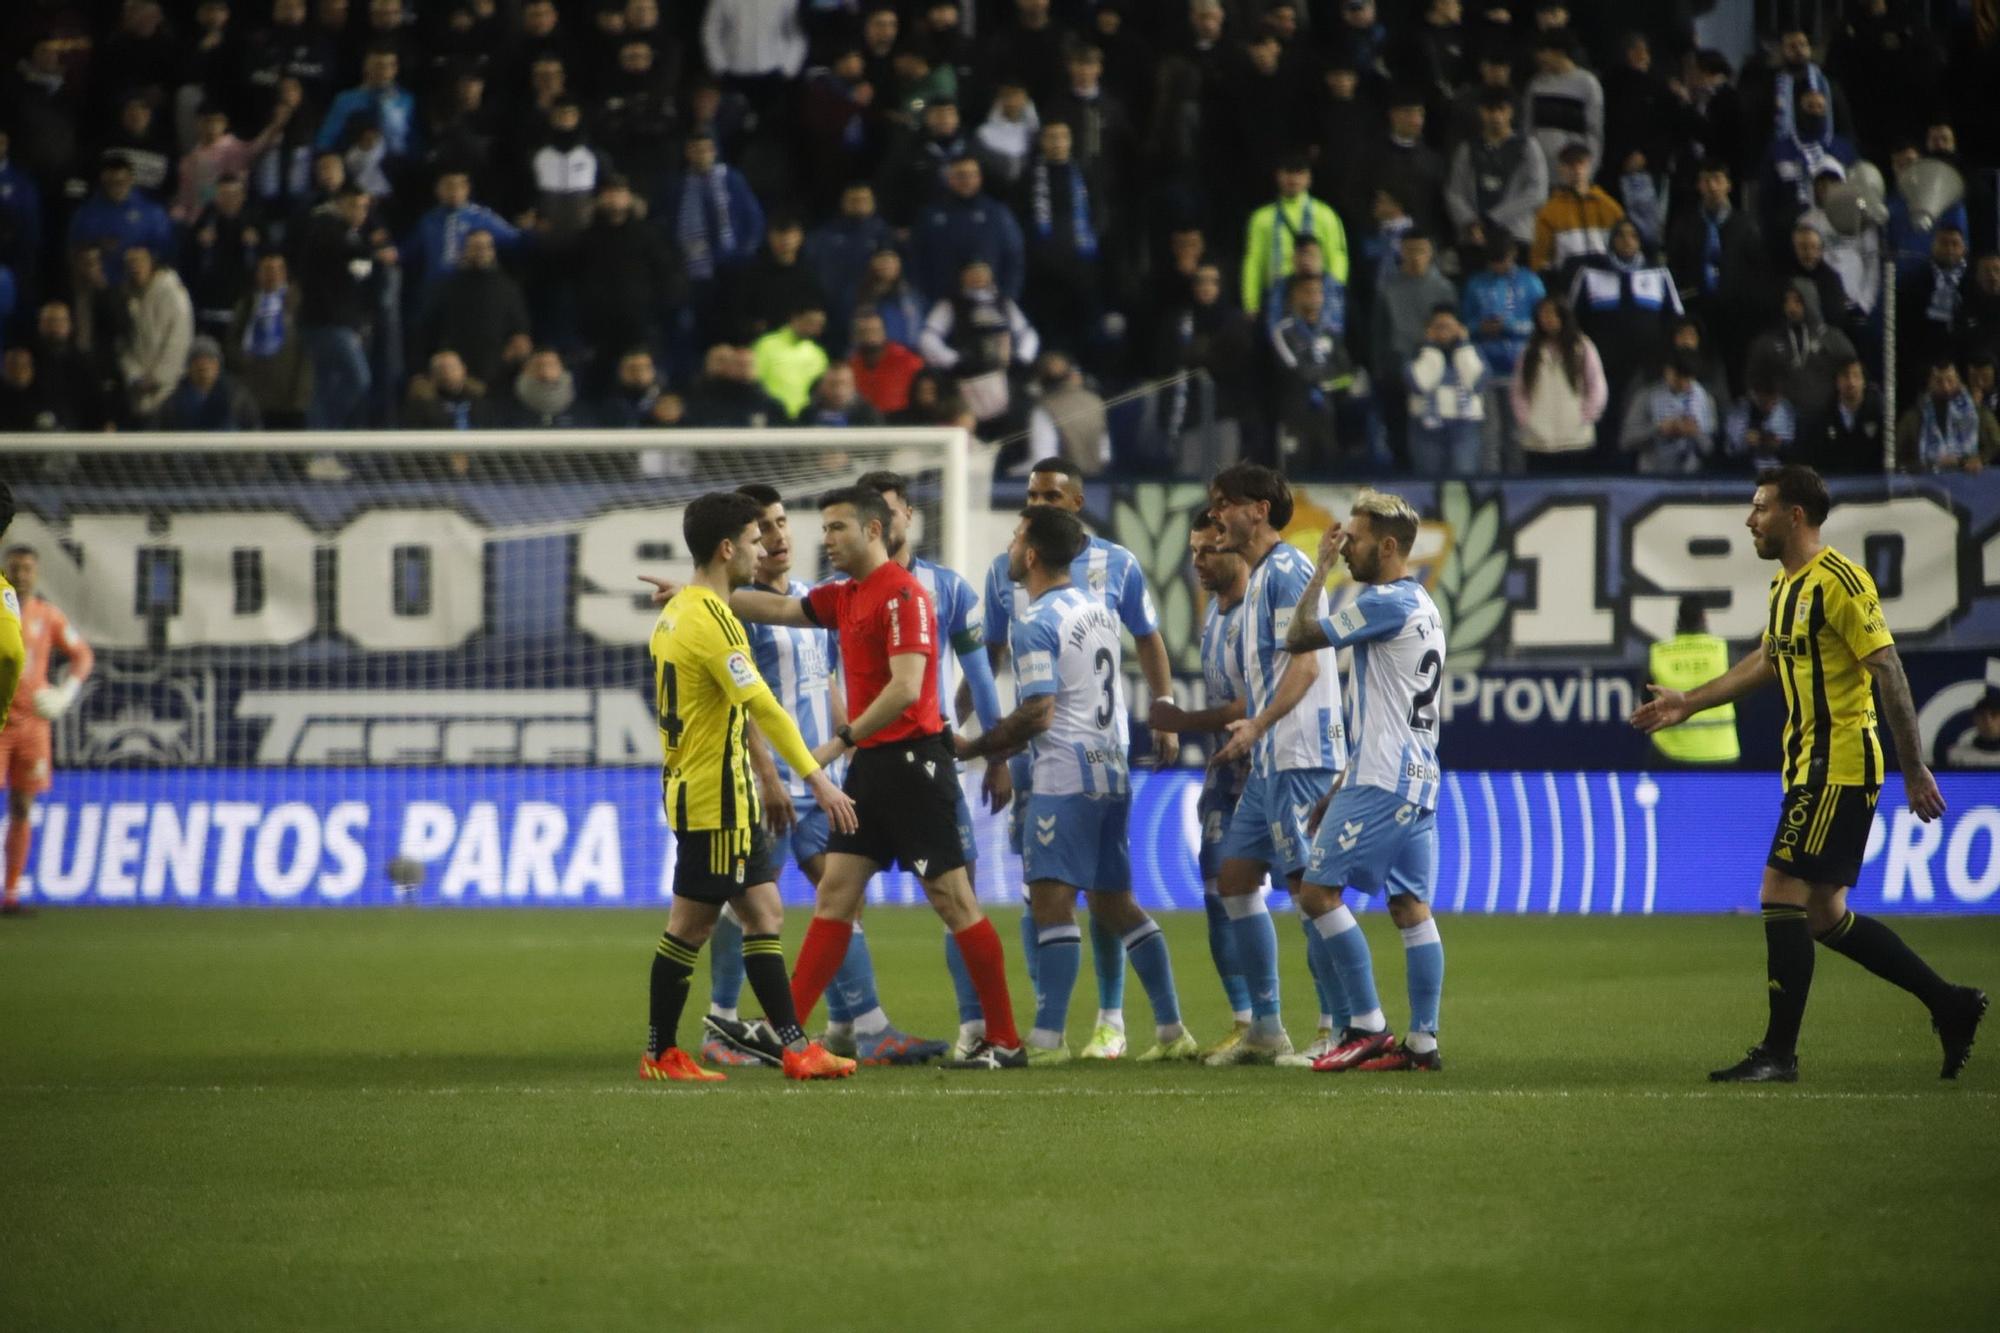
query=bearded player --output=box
[2,543,94,917]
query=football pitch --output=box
[3,909,1995,1332]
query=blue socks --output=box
[1300,912,1350,1029]
[1401,918,1445,1039]
[1090,912,1126,1012]
[1312,905,1385,1031]
[827,925,879,1026]
[943,928,983,1025]
[709,908,745,1014]
[1204,892,1251,1017]
[1221,893,1282,1027]
[1122,917,1181,1030]
[1032,923,1083,1047]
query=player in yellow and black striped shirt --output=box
[1634,466,1985,1083]
[638,492,859,1084]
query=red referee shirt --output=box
[804,560,940,747]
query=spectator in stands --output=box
[182,176,265,343]
[1750,281,1856,425]
[1679,50,1747,185]
[317,46,418,169]
[1310,54,1377,230]
[1966,352,1999,420]
[1445,87,1549,261]
[1397,0,1470,144]
[117,246,194,422]
[157,335,262,432]
[1569,217,1682,456]
[1359,85,1446,245]
[1885,138,1970,281]
[800,46,882,211]
[752,302,830,419]
[1753,27,1852,157]
[1618,350,1717,475]
[1024,351,1109,476]
[1896,358,1996,473]
[227,252,311,429]
[1270,271,1351,471]
[879,96,968,227]
[31,301,115,432]
[1601,33,1677,245]
[848,307,924,416]
[807,183,894,354]
[574,174,683,374]
[173,94,299,226]
[1762,86,1858,257]
[1801,355,1888,475]
[406,167,526,307]
[297,183,392,429]
[974,77,1039,190]
[402,348,494,431]
[526,97,609,245]
[598,349,667,429]
[99,93,173,197]
[1667,162,1761,388]
[0,347,75,433]
[662,130,765,314]
[4,37,83,189]
[1524,31,1603,172]
[1406,305,1487,478]
[981,0,1074,109]
[1043,41,1136,212]
[1372,229,1457,459]
[1241,154,1349,319]
[0,130,42,313]
[69,155,174,281]
[1262,236,1345,341]
[1462,232,1545,474]
[1511,295,1607,473]
[420,228,530,389]
[1531,143,1621,283]
[854,247,927,351]
[683,343,788,429]
[700,0,808,112]
[1154,260,1252,471]
[796,362,884,429]
[1962,254,2000,363]
[1944,691,2000,769]
[725,214,827,346]
[1670,317,1733,420]
[1721,373,1798,472]
[595,38,681,203]
[1831,2,1944,166]
[911,155,1025,304]
[1800,162,1880,326]
[504,345,588,429]
[919,258,1038,432]
[1016,120,1106,366]
[1898,225,1969,394]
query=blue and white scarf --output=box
[1030,159,1097,258]
[1701,206,1728,293]
[1918,389,1979,467]
[1773,63,1832,145]
[677,166,737,282]
[242,287,289,358]
[1927,259,1966,324]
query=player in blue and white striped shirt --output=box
[1205,463,1348,1066]
[1286,491,1448,1073]
[980,459,1180,1061]
[702,485,950,1069]
[959,506,1194,1063]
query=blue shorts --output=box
[1219,768,1335,879]
[1303,784,1438,902]
[776,804,831,869]
[1022,791,1131,893]
[1196,771,1244,882]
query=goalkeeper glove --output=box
[32,677,80,720]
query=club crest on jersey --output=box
[0,588,17,617]
[1088,566,1107,593]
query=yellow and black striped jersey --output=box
[1762,547,1894,790]
[651,585,773,832]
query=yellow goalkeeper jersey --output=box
[652,585,772,832]
[1762,546,1894,790]
[0,573,23,724]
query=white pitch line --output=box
[1,1084,1991,1104]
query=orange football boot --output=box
[782,1041,858,1080]
[640,1048,727,1082]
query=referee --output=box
[639,492,861,1084]
[1633,466,1986,1082]
[729,486,1027,1069]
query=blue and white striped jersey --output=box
[908,556,982,729]
[1241,540,1347,777]
[744,578,837,802]
[985,533,1158,656]
[1010,584,1130,797]
[1317,577,1445,809]
[1200,595,1250,798]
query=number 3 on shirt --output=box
[1092,646,1115,728]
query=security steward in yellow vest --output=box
[1649,596,1739,763]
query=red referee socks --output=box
[790,917,855,1023]
[952,918,1021,1049]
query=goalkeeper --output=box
[2,541,93,918]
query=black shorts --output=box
[1766,784,1879,887]
[672,824,778,905]
[827,731,968,880]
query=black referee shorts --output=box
[1766,784,1880,888]
[827,731,968,880]
[672,824,778,905]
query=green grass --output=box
[2,909,1996,1332]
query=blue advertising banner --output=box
[11,768,1998,914]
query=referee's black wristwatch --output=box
[836,724,856,750]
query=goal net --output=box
[0,428,1001,909]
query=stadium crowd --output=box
[0,0,1997,476]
